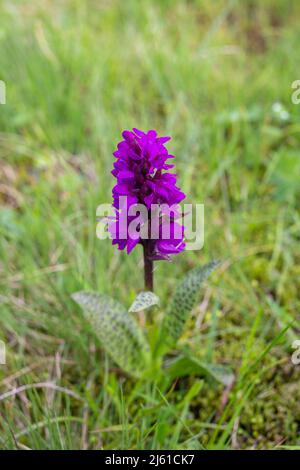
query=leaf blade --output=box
[160,261,220,348]
[129,291,160,313]
[166,355,234,387]
[72,291,150,377]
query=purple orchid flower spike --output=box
[109,128,186,291]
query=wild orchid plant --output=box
[72,129,233,386]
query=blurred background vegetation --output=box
[0,0,300,450]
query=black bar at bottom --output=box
[0,449,299,466]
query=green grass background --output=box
[0,0,300,449]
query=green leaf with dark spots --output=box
[129,291,160,313]
[72,291,150,377]
[160,261,220,348]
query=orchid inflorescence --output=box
[108,128,186,290]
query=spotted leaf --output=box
[129,291,160,313]
[160,261,220,348]
[72,291,150,377]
